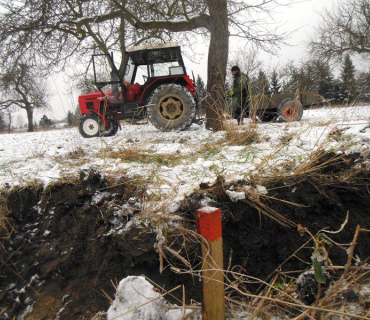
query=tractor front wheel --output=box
[277,98,303,122]
[147,84,195,131]
[79,115,102,138]
[79,115,119,138]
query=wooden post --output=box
[196,207,225,320]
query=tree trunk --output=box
[118,16,128,76]
[26,106,34,132]
[7,111,12,134]
[205,0,229,131]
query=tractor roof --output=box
[126,42,183,65]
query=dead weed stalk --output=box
[157,213,370,319]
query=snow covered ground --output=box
[1,105,369,215]
[1,106,370,320]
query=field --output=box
[1,105,370,319]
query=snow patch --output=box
[107,276,167,320]
[226,190,246,202]
[198,206,219,213]
[107,276,199,320]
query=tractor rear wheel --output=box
[79,115,102,138]
[277,98,303,122]
[147,84,195,131]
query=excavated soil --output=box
[1,156,370,319]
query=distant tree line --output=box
[66,110,80,126]
[244,54,369,104]
[192,51,369,112]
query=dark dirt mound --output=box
[221,177,370,280]
[0,170,197,319]
[1,158,370,319]
[183,155,370,283]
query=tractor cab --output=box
[91,43,188,104]
[125,43,186,86]
[78,43,197,138]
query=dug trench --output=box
[1,156,370,319]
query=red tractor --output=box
[78,43,198,138]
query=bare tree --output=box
[118,0,289,129]
[0,0,290,130]
[309,0,370,61]
[0,1,168,75]
[228,47,263,80]
[0,63,50,132]
[2,106,15,133]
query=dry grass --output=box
[279,132,297,145]
[67,146,85,159]
[0,193,13,243]
[103,146,183,167]
[157,207,370,319]
[198,141,222,156]
[223,122,260,146]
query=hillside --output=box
[1,105,370,319]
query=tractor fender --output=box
[140,76,196,106]
[90,110,108,127]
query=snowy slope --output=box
[0,105,369,214]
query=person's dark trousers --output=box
[233,102,249,125]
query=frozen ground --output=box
[1,105,369,214]
[1,105,370,320]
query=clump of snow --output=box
[17,303,34,320]
[107,276,166,320]
[107,276,199,320]
[91,191,112,205]
[226,190,246,202]
[296,270,315,285]
[43,230,50,237]
[198,206,219,213]
[199,197,216,207]
[256,185,268,195]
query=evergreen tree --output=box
[196,75,206,99]
[67,110,73,126]
[340,54,357,102]
[0,111,6,131]
[282,60,338,103]
[270,70,281,94]
[310,60,336,102]
[282,63,306,92]
[356,71,370,102]
[39,114,52,127]
[255,70,270,94]
[74,107,81,125]
[196,75,207,114]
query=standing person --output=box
[228,66,249,125]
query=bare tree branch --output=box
[309,0,370,61]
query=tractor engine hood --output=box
[78,90,118,103]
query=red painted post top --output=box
[196,207,222,242]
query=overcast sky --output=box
[40,0,366,121]
[194,0,334,78]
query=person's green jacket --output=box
[232,72,249,105]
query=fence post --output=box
[196,207,225,320]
